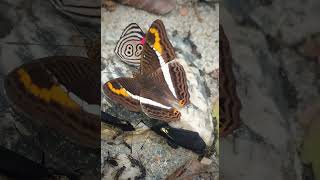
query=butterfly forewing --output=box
[102,77,142,112]
[4,56,100,148]
[114,23,145,66]
[140,44,161,75]
[140,19,176,74]
[44,57,100,104]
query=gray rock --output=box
[101,1,218,178]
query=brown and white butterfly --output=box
[103,19,190,122]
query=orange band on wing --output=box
[107,82,129,97]
[149,28,162,54]
[179,100,186,107]
[17,68,79,109]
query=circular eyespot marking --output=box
[137,44,143,50]
[124,44,133,57]
[135,44,143,56]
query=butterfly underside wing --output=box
[102,77,142,112]
[219,25,241,137]
[140,19,176,74]
[139,19,190,121]
[104,19,190,122]
[139,60,190,122]
[4,56,100,148]
[114,23,145,66]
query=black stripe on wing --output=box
[114,23,145,66]
[120,23,144,38]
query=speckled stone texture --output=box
[101,0,219,179]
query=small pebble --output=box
[179,6,188,16]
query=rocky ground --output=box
[101,0,219,179]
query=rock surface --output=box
[101,0,219,179]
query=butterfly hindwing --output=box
[138,61,190,122]
[139,77,180,122]
[103,77,142,112]
[114,23,145,66]
[165,61,190,106]
[140,102,181,122]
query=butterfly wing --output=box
[114,23,145,66]
[141,19,176,74]
[219,25,241,137]
[108,20,190,122]
[139,60,190,122]
[140,84,181,122]
[102,77,142,112]
[164,61,190,106]
[4,56,100,148]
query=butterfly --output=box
[4,56,101,148]
[114,23,145,66]
[219,25,241,137]
[103,19,190,122]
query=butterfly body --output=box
[103,19,190,122]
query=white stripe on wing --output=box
[153,49,177,98]
[126,90,171,109]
